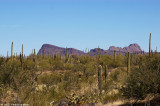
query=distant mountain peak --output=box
[129,43,139,47]
[108,43,142,53]
[38,44,84,56]
[37,43,143,56]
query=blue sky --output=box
[0,0,160,56]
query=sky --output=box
[0,0,160,56]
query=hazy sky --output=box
[0,0,160,56]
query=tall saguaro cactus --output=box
[96,46,100,65]
[34,49,36,56]
[33,49,37,70]
[33,49,36,62]
[114,50,116,61]
[20,44,24,70]
[149,33,151,57]
[143,50,145,55]
[11,42,13,61]
[104,65,108,84]
[7,51,8,59]
[127,52,130,75]
[155,47,158,54]
[22,44,23,58]
[65,47,69,63]
[98,65,102,95]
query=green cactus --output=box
[59,51,62,60]
[85,48,87,54]
[20,52,23,70]
[119,50,121,55]
[155,47,158,54]
[20,44,24,70]
[143,50,145,55]
[104,65,108,84]
[16,53,17,58]
[65,47,69,63]
[97,46,101,65]
[33,49,37,70]
[7,51,8,59]
[42,50,45,59]
[149,33,151,57]
[33,49,36,62]
[114,50,116,61]
[11,42,13,61]
[88,48,90,56]
[98,65,102,95]
[34,49,36,56]
[127,52,130,75]
[22,44,23,58]
[65,47,68,56]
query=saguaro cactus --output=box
[104,65,108,84]
[114,50,116,61]
[34,49,36,56]
[98,65,102,95]
[33,49,37,70]
[155,47,158,54]
[20,56,23,70]
[22,44,23,58]
[127,52,130,75]
[11,42,13,60]
[33,49,36,62]
[65,47,69,63]
[149,33,151,57]
[20,44,24,70]
[143,50,145,55]
[7,51,8,59]
[119,50,121,56]
[97,46,100,65]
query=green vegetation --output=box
[104,65,108,84]
[11,42,13,61]
[127,52,130,75]
[98,65,102,95]
[149,33,151,57]
[0,34,160,105]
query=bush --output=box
[120,55,160,100]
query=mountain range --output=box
[37,43,143,56]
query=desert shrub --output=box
[99,55,113,68]
[79,55,92,64]
[24,59,35,70]
[120,55,160,100]
[64,63,73,70]
[84,62,97,80]
[0,60,21,88]
[39,59,51,70]
[72,62,86,73]
[52,60,64,70]
[109,70,120,83]
[63,71,80,91]
[38,72,62,88]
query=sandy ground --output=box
[96,101,123,106]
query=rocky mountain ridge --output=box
[37,43,143,56]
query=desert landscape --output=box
[0,0,160,106]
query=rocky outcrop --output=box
[37,44,84,56]
[37,43,143,56]
[108,43,142,53]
